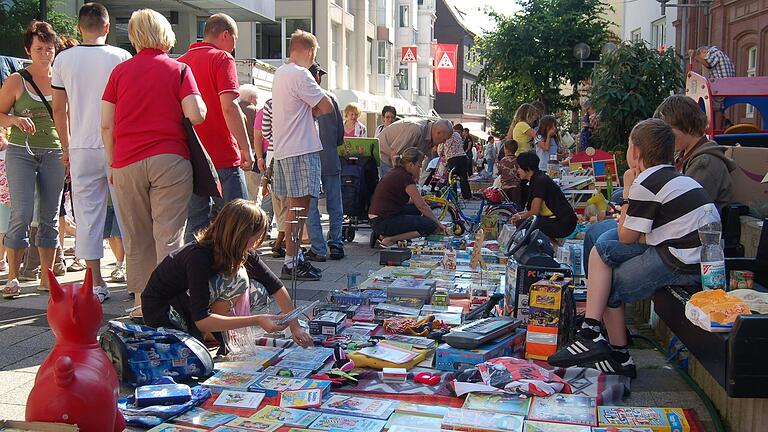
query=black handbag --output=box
[180,64,222,198]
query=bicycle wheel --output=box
[486,206,515,225]
[429,202,450,222]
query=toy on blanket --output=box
[469,228,487,271]
[451,357,571,397]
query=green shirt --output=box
[8,82,61,149]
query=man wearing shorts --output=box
[271,30,333,281]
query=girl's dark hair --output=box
[516,151,540,172]
[537,115,558,137]
[24,20,59,52]
[382,105,397,117]
[394,147,424,167]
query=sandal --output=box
[126,305,144,325]
[2,279,21,299]
[67,259,86,272]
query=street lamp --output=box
[573,42,617,68]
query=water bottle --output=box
[547,154,561,179]
[699,208,725,290]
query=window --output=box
[630,28,641,43]
[418,77,426,96]
[332,24,340,62]
[376,0,386,26]
[747,46,758,118]
[651,18,665,49]
[345,31,352,66]
[377,41,391,75]
[399,5,410,27]
[366,38,373,75]
[284,18,312,58]
[196,18,206,41]
[398,67,409,90]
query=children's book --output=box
[395,402,450,418]
[441,409,524,432]
[281,346,334,364]
[387,427,452,432]
[147,425,205,432]
[314,395,399,420]
[249,375,331,397]
[212,390,265,409]
[592,429,654,432]
[527,394,597,426]
[462,393,531,416]
[201,370,262,393]
[286,429,325,432]
[308,413,387,432]
[262,365,314,378]
[523,420,591,432]
[250,405,321,428]
[281,388,323,409]
[597,407,690,432]
[358,342,417,364]
[223,417,282,432]
[386,413,444,430]
[171,407,237,428]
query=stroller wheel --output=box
[346,228,356,242]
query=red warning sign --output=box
[401,46,417,62]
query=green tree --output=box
[476,0,614,134]
[0,0,78,58]
[588,41,684,156]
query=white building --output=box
[623,1,677,50]
[415,0,437,115]
[393,0,436,116]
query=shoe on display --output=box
[111,264,126,283]
[304,250,327,262]
[329,245,345,260]
[93,284,111,303]
[280,263,321,281]
[547,329,612,367]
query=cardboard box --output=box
[725,146,768,210]
[308,311,346,336]
[0,421,79,431]
[435,327,525,371]
[525,276,573,360]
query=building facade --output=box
[623,0,677,50]
[433,0,487,131]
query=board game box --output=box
[308,413,387,432]
[527,394,596,426]
[597,407,690,432]
[462,392,531,416]
[441,409,524,432]
[250,406,320,428]
[314,395,399,420]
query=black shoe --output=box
[281,262,321,281]
[272,247,286,258]
[305,250,327,262]
[303,261,322,276]
[547,329,612,367]
[586,353,637,379]
[329,245,345,260]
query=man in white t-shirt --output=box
[51,2,131,303]
[271,30,333,281]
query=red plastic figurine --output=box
[25,269,125,432]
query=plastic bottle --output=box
[699,208,726,290]
[547,154,561,179]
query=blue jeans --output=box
[4,145,65,249]
[379,161,392,178]
[184,166,249,243]
[582,219,618,277]
[307,174,344,256]
[260,192,274,230]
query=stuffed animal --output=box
[26,269,125,432]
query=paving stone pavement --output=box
[0,225,715,431]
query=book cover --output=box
[286,429,325,432]
[386,413,444,430]
[261,365,314,378]
[597,407,690,432]
[147,425,205,432]
[281,346,334,364]
[281,388,323,409]
[523,420,591,432]
[395,402,450,418]
[358,343,417,364]
[212,390,265,409]
[315,395,399,420]
[249,375,331,397]
[387,427,451,432]
[251,405,321,427]
[223,417,282,432]
[171,408,237,428]
[462,393,531,416]
[592,428,654,432]
[441,409,524,432]
[201,371,262,393]
[308,413,387,432]
[135,383,192,407]
[527,394,597,426]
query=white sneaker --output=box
[93,284,110,303]
[110,264,126,283]
[0,260,7,273]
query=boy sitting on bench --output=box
[548,119,718,378]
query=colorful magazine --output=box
[524,420,591,432]
[201,371,262,393]
[527,394,597,426]
[224,417,282,432]
[251,405,321,427]
[395,402,451,418]
[308,413,387,432]
[147,425,205,432]
[315,395,399,420]
[262,365,314,378]
[171,407,237,428]
[441,409,524,432]
[386,413,444,430]
[281,388,323,409]
[462,393,531,416]
[597,407,690,432]
[212,390,265,409]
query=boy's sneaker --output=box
[281,262,321,281]
[587,353,637,379]
[93,284,111,303]
[547,329,612,367]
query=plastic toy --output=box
[413,372,441,386]
[26,269,125,432]
[469,228,487,271]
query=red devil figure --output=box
[25,268,125,432]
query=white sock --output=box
[284,255,300,268]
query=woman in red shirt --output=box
[101,8,206,318]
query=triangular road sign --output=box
[437,52,454,69]
[402,47,417,62]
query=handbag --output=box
[18,69,53,118]
[180,64,222,198]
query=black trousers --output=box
[535,215,578,240]
[447,155,472,199]
[370,204,438,237]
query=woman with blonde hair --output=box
[505,103,539,155]
[141,199,312,347]
[101,8,207,318]
[343,102,367,137]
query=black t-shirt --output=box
[527,171,576,221]
[142,242,283,323]
[369,166,416,218]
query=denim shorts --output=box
[103,205,121,239]
[595,240,701,308]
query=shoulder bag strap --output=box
[180,63,187,84]
[18,69,53,119]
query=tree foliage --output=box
[588,41,684,152]
[476,0,614,134]
[0,0,78,58]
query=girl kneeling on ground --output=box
[141,199,312,348]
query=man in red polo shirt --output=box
[179,13,257,242]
